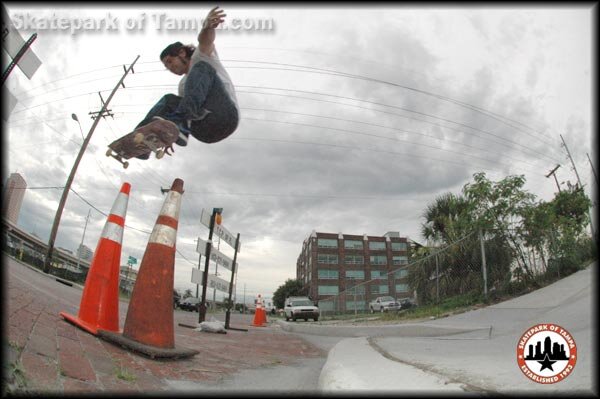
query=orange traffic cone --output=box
[60,182,131,335]
[252,294,268,327]
[98,178,197,359]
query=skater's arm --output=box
[199,6,226,55]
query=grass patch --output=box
[115,365,137,382]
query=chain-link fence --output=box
[317,229,595,319]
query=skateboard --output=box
[106,119,179,169]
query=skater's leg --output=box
[136,94,181,129]
[172,61,217,121]
[189,75,239,144]
[134,94,181,159]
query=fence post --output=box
[479,229,488,298]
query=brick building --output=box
[296,231,412,313]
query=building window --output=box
[368,241,386,251]
[370,255,387,265]
[318,238,338,248]
[344,239,363,249]
[392,256,408,265]
[318,285,339,295]
[317,254,339,264]
[318,269,339,279]
[344,255,364,265]
[371,284,389,294]
[391,242,408,251]
[345,270,365,280]
[370,270,388,280]
[394,268,409,279]
[346,284,365,294]
[395,283,409,293]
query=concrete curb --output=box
[275,319,491,338]
[317,337,466,392]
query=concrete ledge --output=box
[275,319,490,338]
[318,337,466,392]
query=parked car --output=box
[178,297,202,312]
[398,298,417,310]
[369,296,400,313]
[284,297,319,322]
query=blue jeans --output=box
[137,61,239,144]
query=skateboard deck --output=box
[106,119,179,168]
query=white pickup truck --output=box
[284,296,320,322]
[369,296,400,313]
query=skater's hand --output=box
[204,6,226,29]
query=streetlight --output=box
[72,113,84,140]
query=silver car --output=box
[369,296,400,313]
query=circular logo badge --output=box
[517,323,577,384]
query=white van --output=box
[284,296,319,322]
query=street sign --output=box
[128,256,137,264]
[191,268,203,285]
[214,223,240,252]
[207,274,234,294]
[200,208,212,228]
[196,238,238,272]
[200,208,241,252]
[2,6,42,79]
[191,268,234,293]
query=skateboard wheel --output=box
[156,150,164,159]
[123,161,129,169]
[133,133,144,144]
[106,148,112,157]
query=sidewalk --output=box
[5,257,324,394]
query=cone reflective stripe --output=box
[121,178,182,349]
[60,182,131,335]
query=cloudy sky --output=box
[3,4,595,303]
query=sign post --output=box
[225,233,246,331]
[198,208,221,323]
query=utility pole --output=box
[560,134,595,239]
[75,209,91,271]
[44,55,140,273]
[545,164,562,193]
[560,134,583,189]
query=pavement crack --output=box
[366,337,494,395]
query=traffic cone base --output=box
[59,183,130,336]
[98,330,198,359]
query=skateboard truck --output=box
[134,132,167,159]
[106,148,130,169]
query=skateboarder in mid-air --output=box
[110,6,239,163]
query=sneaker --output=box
[152,116,190,147]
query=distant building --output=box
[296,231,412,313]
[2,173,26,224]
[120,265,138,293]
[77,244,94,261]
